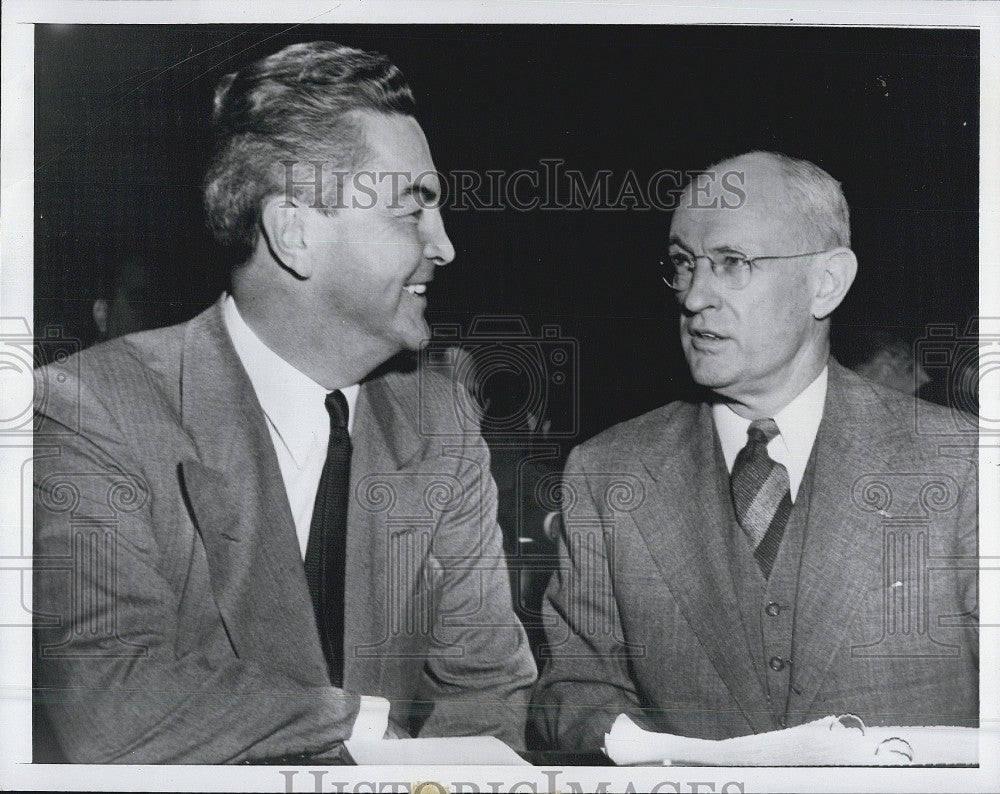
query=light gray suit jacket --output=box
[33,298,536,763]
[533,361,977,749]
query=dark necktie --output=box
[303,390,351,687]
[729,418,792,578]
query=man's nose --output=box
[679,260,719,313]
[422,209,456,266]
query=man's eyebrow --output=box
[668,235,746,253]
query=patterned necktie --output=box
[303,390,351,687]
[729,418,791,578]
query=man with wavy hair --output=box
[34,41,535,763]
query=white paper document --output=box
[344,736,531,766]
[604,714,979,766]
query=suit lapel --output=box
[789,361,900,713]
[632,403,773,733]
[343,366,435,694]
[176,300,328,680]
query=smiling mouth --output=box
[403,284,427,296]
[690,329,726,341]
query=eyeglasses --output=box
[661,248,833,291]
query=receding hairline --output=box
[675,150,851,249]
[686,151,798,202]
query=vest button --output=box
[765,602,781,617]
[769,656,786,671]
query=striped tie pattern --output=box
[730,418,791,577]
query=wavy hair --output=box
[203,41,416,264]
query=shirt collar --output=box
[712,366,828,476]
[771,365,828,473]
[222,294,359,467]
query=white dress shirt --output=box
[222,295,388,738]
[223,294,359,558]
[712,367,828,502]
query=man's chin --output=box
[685,357,738,392]
[691,367,735,397]
[354,325,424,375]
[395,320,431,354]
[403,322,430,351]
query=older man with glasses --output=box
[532,151,978,753]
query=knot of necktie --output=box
[325,390,349,430]
[747,417,780,446]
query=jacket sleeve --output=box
[956,454,978,668]
[412,428,537,750]
[33,369,362,764]
[530,446,646,751]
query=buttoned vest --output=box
[711,430,820,730]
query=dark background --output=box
[34,24,979,448]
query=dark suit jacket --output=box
[33,298,536,763]
[533,360,978,750]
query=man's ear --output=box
[92,299,109,335]
[259,195,311,278]
[811,247,857,320]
